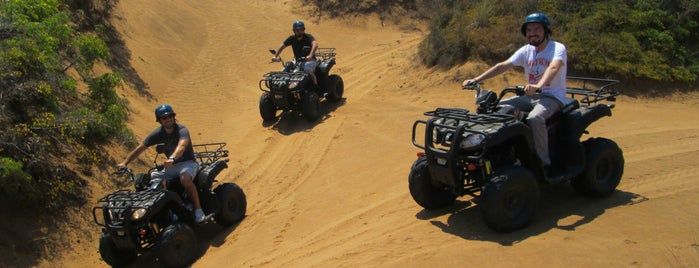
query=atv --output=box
[409,77,624,232]
[259,47,344,122]
[93,142,247,267]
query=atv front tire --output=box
[156,223,197,268]
[326,74,344,102]
[408,157,456,209]
[480,166,539,233]
[99,234,137,267]
[571,138,624,197]
[260,93,277,121]
[302,91,321,121]
[214,183,247,226]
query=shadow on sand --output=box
[261,98,347,135]
[416,183,648,246]
[121,218,245,267]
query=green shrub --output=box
[0,157,40,206]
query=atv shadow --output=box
[417,184,648,246]
[120,219,244,267]
[262,98,346,135]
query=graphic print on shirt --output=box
[527,58,551,86]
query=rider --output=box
[117,104,206,223]
[462,12,567,172]
[272,20,319,88]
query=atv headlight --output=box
[132,208,146,220]
[459,133,485,149]
[288,81,299,89]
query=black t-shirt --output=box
[283,33,316,59]
[143,124,195,162]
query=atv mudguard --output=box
[196,160,228,190]
[317,58,336,74]
[571,104,613,139]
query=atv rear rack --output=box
[193,142,228,165]
[566,76,620,107]
[315,48,336,61]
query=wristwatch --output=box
[168,156,175,161]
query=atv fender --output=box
[317,58,336,74]
[196,160,228,190]
[573,104,612,138]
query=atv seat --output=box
[545,97,579,125]
[560,97,580,114]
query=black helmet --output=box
[520,13,552,36]
[292,20,305,30]
[154,104,176,121]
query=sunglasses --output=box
[159,114,175,120]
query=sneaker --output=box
[194,208,205,223]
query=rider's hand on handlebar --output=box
[114,165,130,175]
[524,84,541,95]
[462,79,479,89]
[163,158,174,169]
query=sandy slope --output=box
[51,0,699,267]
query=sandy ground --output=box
[42,0,699,267]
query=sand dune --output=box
[49,0,699,267]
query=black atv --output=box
[93,142,247,267]
[259,48,344,122]
[409,77,624,232]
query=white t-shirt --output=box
[508,40,567,102]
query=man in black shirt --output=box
[272,20,319,87]
[117,104,205,223]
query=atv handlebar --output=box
[113,167,135,182]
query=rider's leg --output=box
[180,174,201,210]
[304,60,319,88]
[176,160,204,222]
[527,97,561,166]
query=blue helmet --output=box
[154,104,176,121]
[521,13,551,36]
[292,20,305,30]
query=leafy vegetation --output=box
[0,0,134,210]
[304,0,699,83]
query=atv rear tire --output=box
[214,183,247,226]
[302,91,321,121]
[571,138,624,197]
[156,223,197,268]
[480,166,539,233]
[99,234,137,267]
[260,93,277,121]
[326,74,344,102]
[408,157,456,209]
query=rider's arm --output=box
[274,43,287,58]
[525,59,564,94]
[307,40,318,59]
[463,60,514,86]
[535,59,564,88]
[170,138,190,161]
[118,144,147,167]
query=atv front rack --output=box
[92,190,166,227]
[193,142,228,165]
[259,71,307,91]
[566,76,620,107]
[412,108,517,151]
[314,48,336,61]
